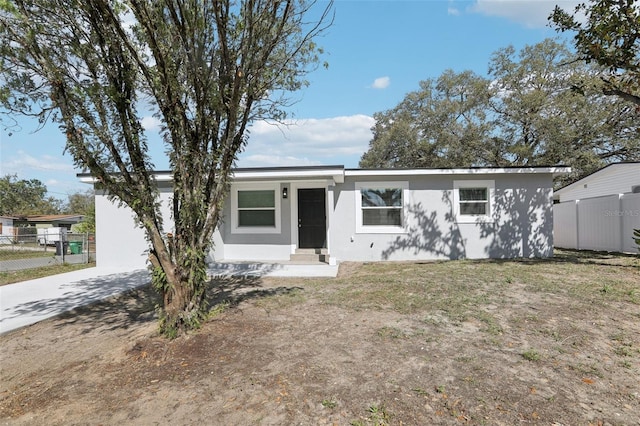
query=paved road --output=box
[0,254,88,272]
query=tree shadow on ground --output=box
[206,275,303,308]
[47,271,302,334]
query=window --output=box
[231,184,281,233]
[238,190,275,227]
[454,180,494,223]
[355,181,408,233]
[459,188,488,215]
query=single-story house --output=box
[12,214,85,229]
[553,162,640,253]
[79,165,570,269]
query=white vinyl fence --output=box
[553,193,640,254]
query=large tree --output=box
[0,0,332,336]
[360,70,493,169]
[360,39,640,184]
[550,0,640,106]
[0,174,62,215]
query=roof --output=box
[554,162,640,199]
[17,214,85,223]
[78,165,571,184]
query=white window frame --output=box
[355,181,409,234]
[230,183,281,234]
[453,180,495,223]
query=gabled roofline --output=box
[555,161,640,195]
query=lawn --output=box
[0,249,638,425]
[0,263,96,286]
[0,247,55,261]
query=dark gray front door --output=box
[298,188,326,248]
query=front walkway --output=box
[0,262,338,335]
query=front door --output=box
[298,188,326,248]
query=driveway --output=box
[0,267,149,335]
[0,262,337,335]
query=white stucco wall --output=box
[329,173,554,262]
[94,170,558,267]
[95,186,174,269]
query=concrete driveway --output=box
[0,267,149,335]
[0,262,338,335]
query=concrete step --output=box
[290,249,329,263]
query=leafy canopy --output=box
[360,39,640,185]
[550,0,640,105]
[0,0,333,336]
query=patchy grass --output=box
[1,249,639,425]
[0,262,96,286]
[0,248,55,261]
[322,250,640,321]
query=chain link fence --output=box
[0,227,95,272]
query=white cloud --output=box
[371,76,390,89]
[141,115,162,132]
[448,7,460,16]
[1,150,76,174]
[238,115,375,168]
[468,0,581,28]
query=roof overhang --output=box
[347,166,571,178]
[78,166,346,185]
[78,165,570,186]
[231,165,345,184]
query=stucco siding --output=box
[329,174,554,262]
[91,167,560,266]
[95,186,174,268]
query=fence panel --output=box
[553,201,577,249]
[553,193,640,254]
[621,193,640,253]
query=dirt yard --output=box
[1,250,639,425]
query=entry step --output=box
[290,248,329,263]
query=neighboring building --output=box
[0,216,16,244]
[554,162,640,253]
[79,165,569,269]
[13,214,85,230]
[554,162,640,203]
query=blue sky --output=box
[0,0,579,200]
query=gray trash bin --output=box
[55,241,69,255]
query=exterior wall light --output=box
[283,187,288,199]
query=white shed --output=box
[554,162,640,203]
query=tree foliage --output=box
[64,189,95,233]
[360,39,640,184]
[0,174,62,215]
[550,0,640,106]
[0,0,332,336]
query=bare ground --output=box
[1,251,639,425]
